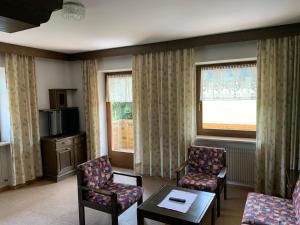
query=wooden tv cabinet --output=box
[41,132,87,182]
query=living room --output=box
[0,1,300,225]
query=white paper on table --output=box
[157,190,198,213]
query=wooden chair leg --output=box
[78,204,85,225]
[111,193,118,225]
[216,186,221,217]
[111,214,118,225]
[176,172,180,187]
[137,209,144,225]
[138,196,143,206]
[211,200,216,225]
[224,177,227,200]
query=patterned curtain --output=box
[83,59,100,160]
[133,48,196,179]
[5,53,42,186]
[256,35,300,196]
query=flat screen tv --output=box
[48,107,80,136]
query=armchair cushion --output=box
[86,183,143,212]
[188,146,225,175]
[242,192,296,225]
[179,173,218,192]
[78,156,113,189]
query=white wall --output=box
[97,71,108,156]
[196,41,257,63]
[69,61,85,132]
[36,58,74,109]
[36,58,84,137]
[98,55,132,71]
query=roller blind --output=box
[106,74,132,102]
[200,63,257,101]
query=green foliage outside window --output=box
[112,102,133,120]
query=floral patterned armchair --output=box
[176,145,227,217]
[77,156,143,225]
[241,179,300,225]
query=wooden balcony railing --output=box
[112,119,134,153]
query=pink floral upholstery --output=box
[242,192,296,225]
[179,173,218,192]
[188,146,225,175]
[293,179,300,225]
[178,146,225,192]
[78,156,143,213]
[87,183,143,212]
[78,156,113,189]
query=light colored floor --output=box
[0,174,250,225]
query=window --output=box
[0,67,10,142]
[106,72,133,153]
[196,61,257,138]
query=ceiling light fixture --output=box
[61,0,85,21]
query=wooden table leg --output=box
[211,201,216,225]
[137,209,144,225]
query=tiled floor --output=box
[0,174,250,225]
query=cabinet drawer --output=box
[57,146,73,152]
[56,138,73,149]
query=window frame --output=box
[196,61,257,139]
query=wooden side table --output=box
[137,185,216,225]
[286,169,300,198]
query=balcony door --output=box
[106,72,133,169]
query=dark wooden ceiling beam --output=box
[0,42,68,60]
[0,0,63,33]
[69,22,300,60]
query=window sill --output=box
[0,142,10,147]
[196,135,256,144]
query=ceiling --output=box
[0,0,299,53]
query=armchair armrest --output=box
[176,160,189,186]
[176,160,189,173]
[78,185,118,209]
[78,185,116,197]
[113,171,143,187]
[217,167,227,179]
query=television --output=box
[48,107,80,136]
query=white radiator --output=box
[194,138,256,187]
[0,144,10,188]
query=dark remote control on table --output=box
[169,197,186,203]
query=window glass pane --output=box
[111,102,133,153]
[202,100,256,131]
[200,64,256,132]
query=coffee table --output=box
[137,185,216,225]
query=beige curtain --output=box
[5,53,42,186]
[256,36,300,196]
[133,48,196,179]
[82,59,100,160]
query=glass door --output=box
[106,72,133,169]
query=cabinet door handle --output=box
[59,148,71,153]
